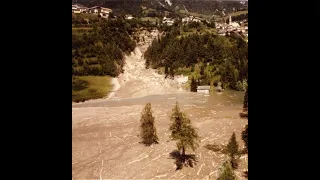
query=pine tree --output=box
[226,132,239,169]
[217,161,236,180]
[140,103,159,146]
[169,66,174,78]
[241,125,248,151]
[169,102,200,157]
[243,85,248,112]
[164,65,169,78]
[190,77,197,92]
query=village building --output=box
[162,17,174,26]
[218,29,226,36]
[88,6,112,18]
[228,16,240,28]
[182,17,191,23]
[125,15,134,20]
[72,5,81,13]
[197,86,210,94]
[72,4,88,13]
[141,6,147,10]
[192,17,202,22]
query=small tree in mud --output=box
[169,102,200,168]
[226,132,240,169]
[217,161,236,180]
[140,103,159,146]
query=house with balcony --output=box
[88,6,112,18]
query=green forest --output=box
[72,18,137,77]
[144,27,248,91]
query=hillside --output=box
[73,0,248,17]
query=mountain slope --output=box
[73,0,247,16]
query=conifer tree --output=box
[190,76,197,92]
[140,103,159,146]
[243,85,248,112]
[164,65,169,78]
[169,66,174,78]
[242,125,248,151]
[226,132,239,169]
[217,161,236,180]
[169,102,200,157]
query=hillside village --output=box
[72,3,248,37]
[216,16,248,37]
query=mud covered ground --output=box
[72,92,248,179]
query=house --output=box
[88,6,112,18]
[78,6,88,13]
[218,29,226,36]
[125,15,134,20]
[192,17,203,22]
[162,17,174,26]
[72,5,81,13]
[141,6,147,10]
[182,17,191,23]
[72,4,88,13]
[197,86,210,94]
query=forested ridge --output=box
[145,27,248,91]
[72,18,137,77]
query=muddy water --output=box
[73,90,244,110]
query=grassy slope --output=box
[179,9,212,19]
[72,76,113,102]
[178,9,248,21]
[140,17,159,22]
[229,10,248,17]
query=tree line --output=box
[144,27,248,91]
[72,13,100,27]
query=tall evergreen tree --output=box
[164,65,169,78]
[140,103,159,146]
[241,125,248,151]
[169,66,174,78]
[243,85,248,111]
[169,102,200,157]
[217,161,236,180]
[226,132,240,169]
[190,77,197,92]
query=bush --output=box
[235,81,243,91]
